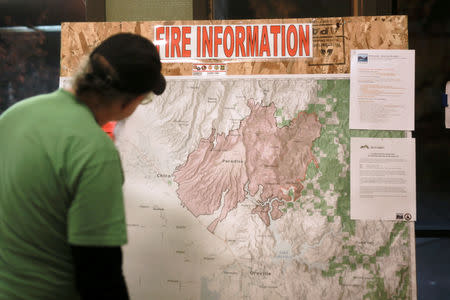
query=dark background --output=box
[0,0,449,298]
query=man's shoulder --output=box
[64,123,120,170]
[0,90,55,119]
[0,89,81,122]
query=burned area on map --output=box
[173,99,322,233]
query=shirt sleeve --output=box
[67,156,127,247]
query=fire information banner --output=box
[154,24,313,60]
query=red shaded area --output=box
[251,204,271,226]
[242,101,321,204]
[270,200,285,221]
[174,100,321,231]
[173,128,248,233]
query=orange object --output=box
[102,121,117,140]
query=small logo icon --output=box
[360,145,369,149]
[395,213,412,221]
[357,54,368,63]
[320,47,333,57]
[396,213,404,220]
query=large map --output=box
[115,75,416,300]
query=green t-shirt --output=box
[0,89,128,300]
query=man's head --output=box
[88,33,166,96]
[73,33,166,124]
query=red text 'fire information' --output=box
[154,24,313,60]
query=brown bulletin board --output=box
[60,16,416,300]
[60,15,408,77]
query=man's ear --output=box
[121,94,147,110]
[118,93,148,118]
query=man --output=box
[0,33,165,299]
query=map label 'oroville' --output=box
[154,24,312,59]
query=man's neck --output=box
[68,89,116,126]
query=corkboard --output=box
[60,15,408,77]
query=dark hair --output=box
[73,33,166,103]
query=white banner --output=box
[154,24,313,60]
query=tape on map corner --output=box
[442,94,448,107]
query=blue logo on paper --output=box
[357,54,368,63]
